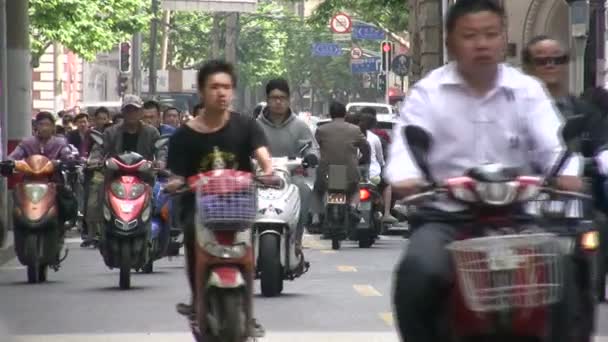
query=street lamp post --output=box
[566,0,589,95]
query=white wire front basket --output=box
[193,170,257,231]
[446,233,563,312]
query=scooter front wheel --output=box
[119,242,131,289]
[259,233,283,297]
[205,289,247,342]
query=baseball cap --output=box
[122,94,143,110]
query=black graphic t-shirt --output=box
[167,112,267,178]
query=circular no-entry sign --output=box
[330,13,352,34]
[351,47,363,59]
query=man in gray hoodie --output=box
[257,78,319,258]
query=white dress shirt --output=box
[386,62,581,189]
[367,130,384,178]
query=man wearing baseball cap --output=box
[90,94,164,163]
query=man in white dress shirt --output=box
[386,1,583,341]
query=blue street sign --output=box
[352,24,385,40]
[351,58,380,73]
[312,43,342,57]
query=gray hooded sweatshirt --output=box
[257,110,319,158]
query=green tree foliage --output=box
[306,0,408,39]
[29,0,150,62]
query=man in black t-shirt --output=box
[165,60,272,337]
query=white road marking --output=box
[337,265,357,272]
[11,332,608,342]
[12,332,400,342]
[379,312,394,326]
[353,284,383,297]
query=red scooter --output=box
[89,131,169,289]
[176,169,279,342]
[399,124,597,341]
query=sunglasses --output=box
[531,55,569,66]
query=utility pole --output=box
[566,0,589,95]
[6,0,31,238]
[0,0,7,247]
[211,14,222,59]
[160,10,171,70]
[149,0,160,96]
[132,33,142,96]
[408,0,444,83]
[225,13,239,63]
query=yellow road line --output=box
[320,250,337,254]
[379,312,394,326]
[337,265,357,272]
[353,284,382,297]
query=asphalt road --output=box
[1,233,608,342]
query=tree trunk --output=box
[408,0,444,84]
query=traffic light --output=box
[381,41,394,71]
[118,74,129,96]
[377,73,386,93]
[119,42,131,73]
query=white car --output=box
[346,102,397,118]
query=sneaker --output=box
[250,318,265,338]
[382,214,398,224]
[176,302,194,317]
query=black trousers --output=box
[393,222,578,342]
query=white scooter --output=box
[254,157,310,297]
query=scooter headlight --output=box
[110,182,127,199]
[129,183,146,199]
[24,184,48,204]
[581,231,599,251]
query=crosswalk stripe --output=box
[12,332,400,342]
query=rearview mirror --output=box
[403,125,435,184]
[154,135,170,149]
[90,130,103,146]
[561,114,585,143]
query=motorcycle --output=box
[254,157,311,297]
[355,174,383,248]
[143,169,183,273]
[178,169,279,342]
[90,131,168,289]
[398,123,597,341]
[0,156,74,283]
[323,164,351,250]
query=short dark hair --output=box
[266,78,290,96]
[164,106,180,115]
[359,112,377,130]
[192,103,204,117]
[55,125,65,135]
[62,114,73,123]
[521,35,567,65]
[197,59,237,90]
[35,111,55,124]
[143,100,160,113]
[446,0,505,34]
[359,106,377,117]
[94,106,110,118]
[74,113,89,122]
[329,101,347,119]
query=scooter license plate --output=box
[358,202,371,210]
[328,193,346,204]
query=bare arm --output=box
[254,146,273,175]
